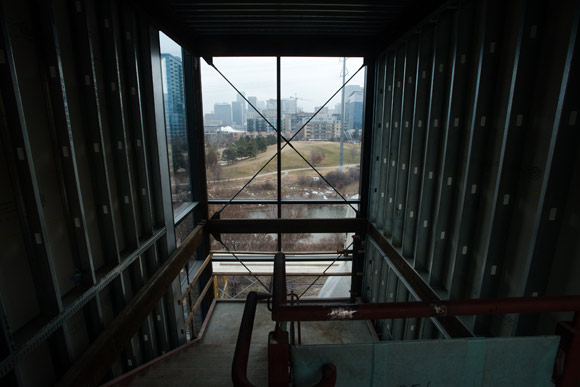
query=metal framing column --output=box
[145,26,184,348]
[359,56,376,219]
[277,57,282,251]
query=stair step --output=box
[129,344,268,386]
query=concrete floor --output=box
[129,301,376,386]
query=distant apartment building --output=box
[247,117,282,133]
[283,112,310,140]
[304,115,341,141]
[161,53,186,138]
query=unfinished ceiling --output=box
[139,0,447,56]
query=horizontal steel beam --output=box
[273,296,580,322]
[193,35,375,57]
[208,199,359,205]
[212,253,353,262]
[215,272,350,277]
[57,224,205,386]
[207,218,366,234]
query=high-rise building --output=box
[248,96,257,108]
[214,103,232,124]
[236,92,246,125]
[247,96,258,118]
[344,84,362,100]
[345,90,364,130]
[161,53,186,138]
[231,101,243,126]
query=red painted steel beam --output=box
[268,329,290,386]
[272,296,580,322]
[272,252,287,318]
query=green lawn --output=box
[219,141,361,179]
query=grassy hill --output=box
[219,141,361,179]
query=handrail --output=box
[271,244,580,322]
[178,253,213,304]
[181,276,216,333]
[232,291,269,387]
[57,223,205,386]
[271,248,580,387]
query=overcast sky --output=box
[159,33,366,113]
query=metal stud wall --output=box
[367,0,580,337]
[362,239,441,341]
[0,0,207,384]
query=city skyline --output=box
[201,57,366,115]
[159,33,366,114]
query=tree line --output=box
[222,134,277,164]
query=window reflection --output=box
[159,32,192,211]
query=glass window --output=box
[159,32,192,212]
[281,57,365,201]
[201,57,277,201]
[200,57,364,205]
[200,57,365,252]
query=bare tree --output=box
[310,150,326,167]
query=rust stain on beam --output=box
[273,296,580,322]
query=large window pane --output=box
[281,57,365,201]
[159,32,192,211]
[201,57,277,200]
